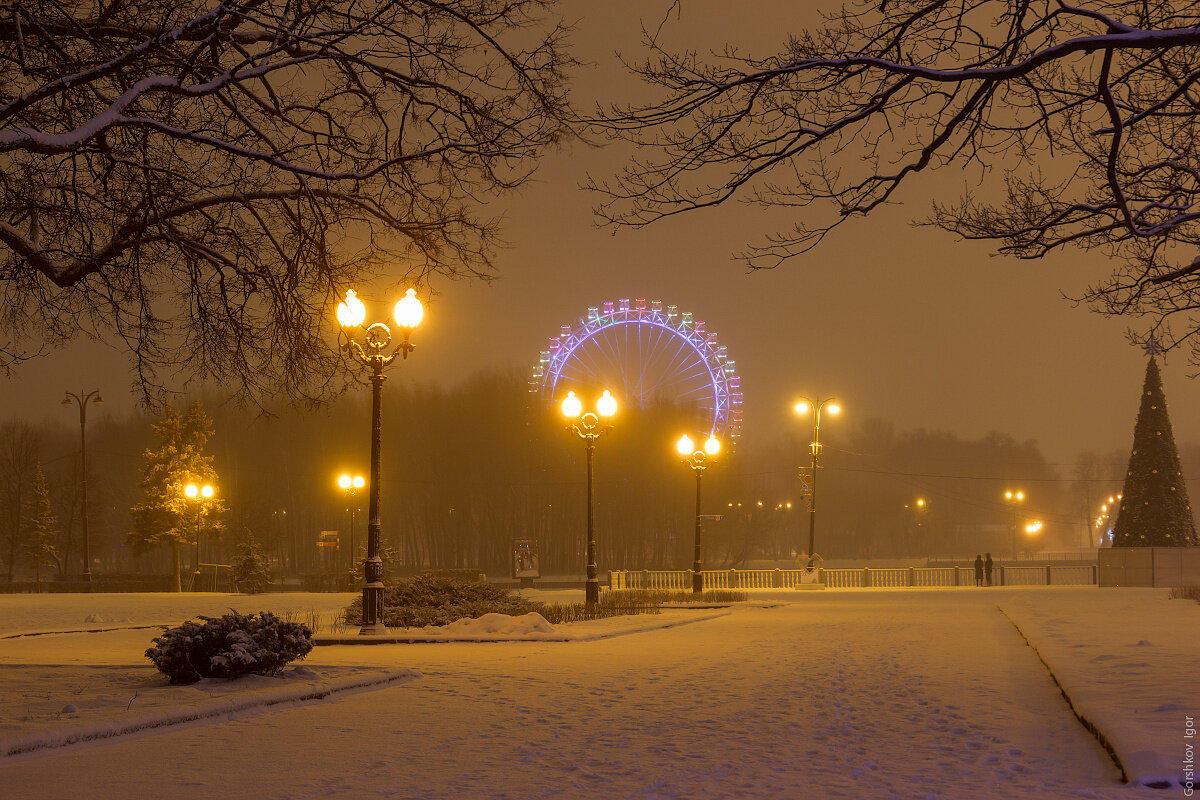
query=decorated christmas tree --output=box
[1112,355,1198,546]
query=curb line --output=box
[313,610,730,646]
[0,669,417,759]
[997,605,1129,784]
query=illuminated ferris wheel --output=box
[531,298,743,440]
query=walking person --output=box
[973,554,984,587]
[984,553,994,586]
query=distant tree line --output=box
[2,367,1193,588]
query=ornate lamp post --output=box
[1005,489,1025,560]
[337,287,423,635]
[185,482,214,590]
[338,473,365,572]
[62,389,102,584]
[794,396,840,568]
[677,433,720,594]
[561,389,617,607]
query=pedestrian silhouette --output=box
[973,554,984,587]
[984,553,994,586]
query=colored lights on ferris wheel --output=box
[536,299,742,441]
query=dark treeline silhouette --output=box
[3,368,1188,586]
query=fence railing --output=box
[609,564,1099,591]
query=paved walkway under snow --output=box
[0,590,1153,799]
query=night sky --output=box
[4,0,1197,468]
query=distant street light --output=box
[905,497,928,554]
[338,473,365,571]
[184,482,215,590]
[62,389,102,585]
[562,389,617,606]
[677,433,721,594]
[1005,489,1026,560]
[1094,494,1121,546]
[795,396,840,568]
[337,287,423,635]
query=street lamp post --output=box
[337,287,424,635]
[794,396,840,568]
[338,474,365,572]
[905,497,927,554]
[677,433,720,594]
[1005,489,1026,560]
[185,482,214,590]
[561,389,617,607]
[62,389,103,584]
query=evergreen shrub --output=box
[345,573,543,628]
[146,611,313,684]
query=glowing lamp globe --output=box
[185,484,199,499]
[201,485,214,499]
[338,474,352,490]
[794,401,808,415]
[677,434,694,456]
[597,390,617,417]
[394,288,424,330]
[353,476,365,489]
[561,391,582,418]
[336,289,366,329]
[704,435,720,456]
[827,403,841,415]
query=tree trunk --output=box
[172,541,181,593]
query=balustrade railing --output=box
[609,563,1099,590]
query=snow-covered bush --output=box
[146,612,313,684]
[345,573,543,628]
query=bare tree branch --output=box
[590,0,1200,367]
[0,0,578,406]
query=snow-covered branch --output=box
[592,0,1200,366]
[0,0,577,406]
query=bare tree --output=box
[591,2,1200,361]
[0,420,39,581]
[0,0,576,404]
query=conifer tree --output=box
[1113,357,1198,547]
[129,401,227,591]
[232,536,272,595]
[22,462,60,592]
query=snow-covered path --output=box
[0,591,1147,799]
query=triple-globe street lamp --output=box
[676,433,720,594]
[338,474,365,572]
[795,396,840,568]
[336,287,424,635]
[561,389,617,607]
[62,389,102,585]
[184,482,215,591]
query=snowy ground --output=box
[0,587,1193,798]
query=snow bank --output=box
[1000,588,1200,789]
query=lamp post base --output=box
[585,578,599,606]
[359,582,388,635]
[692,570,704,594]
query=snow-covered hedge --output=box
[146,612,313,684]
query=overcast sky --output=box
[4,0,1196,469]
